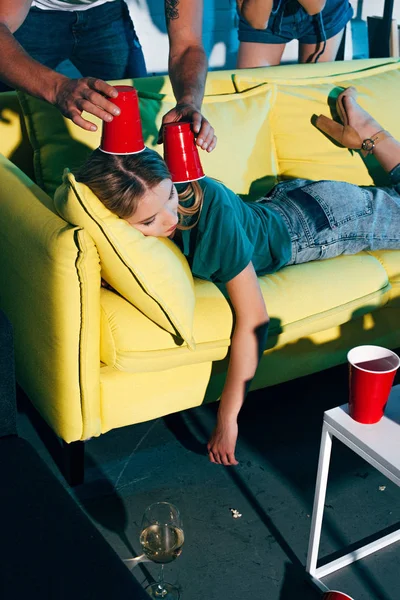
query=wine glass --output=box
[139,502,184,599]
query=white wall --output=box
[127,0,239,74]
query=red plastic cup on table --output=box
[163,122,205,184]
[347,345,400,424]
[100,85,145,155]
[322,592,355,600]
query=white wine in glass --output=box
[140,502,184,599]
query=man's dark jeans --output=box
[0,0,147,92]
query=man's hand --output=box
[51,76,122,132]
[157,102,217,152]
[207,417,239,466]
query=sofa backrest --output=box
[0,71,237,178]
[1,57,399,197]
[233,57,400,188]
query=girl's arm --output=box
[207,262,270,466]
[236,0,273,30]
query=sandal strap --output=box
[361,129,392,154]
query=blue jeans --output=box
[0,0,146,92]
[264,165,400,265]
[238,0,353,44]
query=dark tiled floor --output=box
[17,355,400,600]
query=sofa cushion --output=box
[100,253,391,373]
[100,278,232,371]
[54,171,196,348]
[233,59,400,187]
[368,250,400,306]
[137,83,277,199]
[18,83,276,200]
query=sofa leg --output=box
[62,440,85,486]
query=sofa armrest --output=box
[0,310,17,438]
[0,155,102,442]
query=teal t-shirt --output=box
[175,177,291,284]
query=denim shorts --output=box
[263,165,400,266]
[238,0,353,44]
[7,0,146,84]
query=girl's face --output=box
[126,178,179,238]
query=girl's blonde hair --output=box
[74,148,203,230]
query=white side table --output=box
[306,384,400,592]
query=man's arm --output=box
[0,0,121,131]
[161,0,216,152]
[207,262,270,466]
[236,0,272,30]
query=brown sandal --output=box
[316,87,391,157]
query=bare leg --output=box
[236,41,286,68]
[299,29,344,63]
[344,95,400,173]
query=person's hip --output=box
[20,1,127,35]
[238,0,353,45]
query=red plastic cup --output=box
[347,345,400,424]
[163,122,205,184]
[322,592,354,600]
[100,85,145,155]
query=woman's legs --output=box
[266,175,400,267]
[237,26,343,68]
[343,94,400,173]
[236,0,352,68]
[236,42,286,68]
[299,28,344,62]
[265,90,400,265]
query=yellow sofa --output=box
[1,58,399,482]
